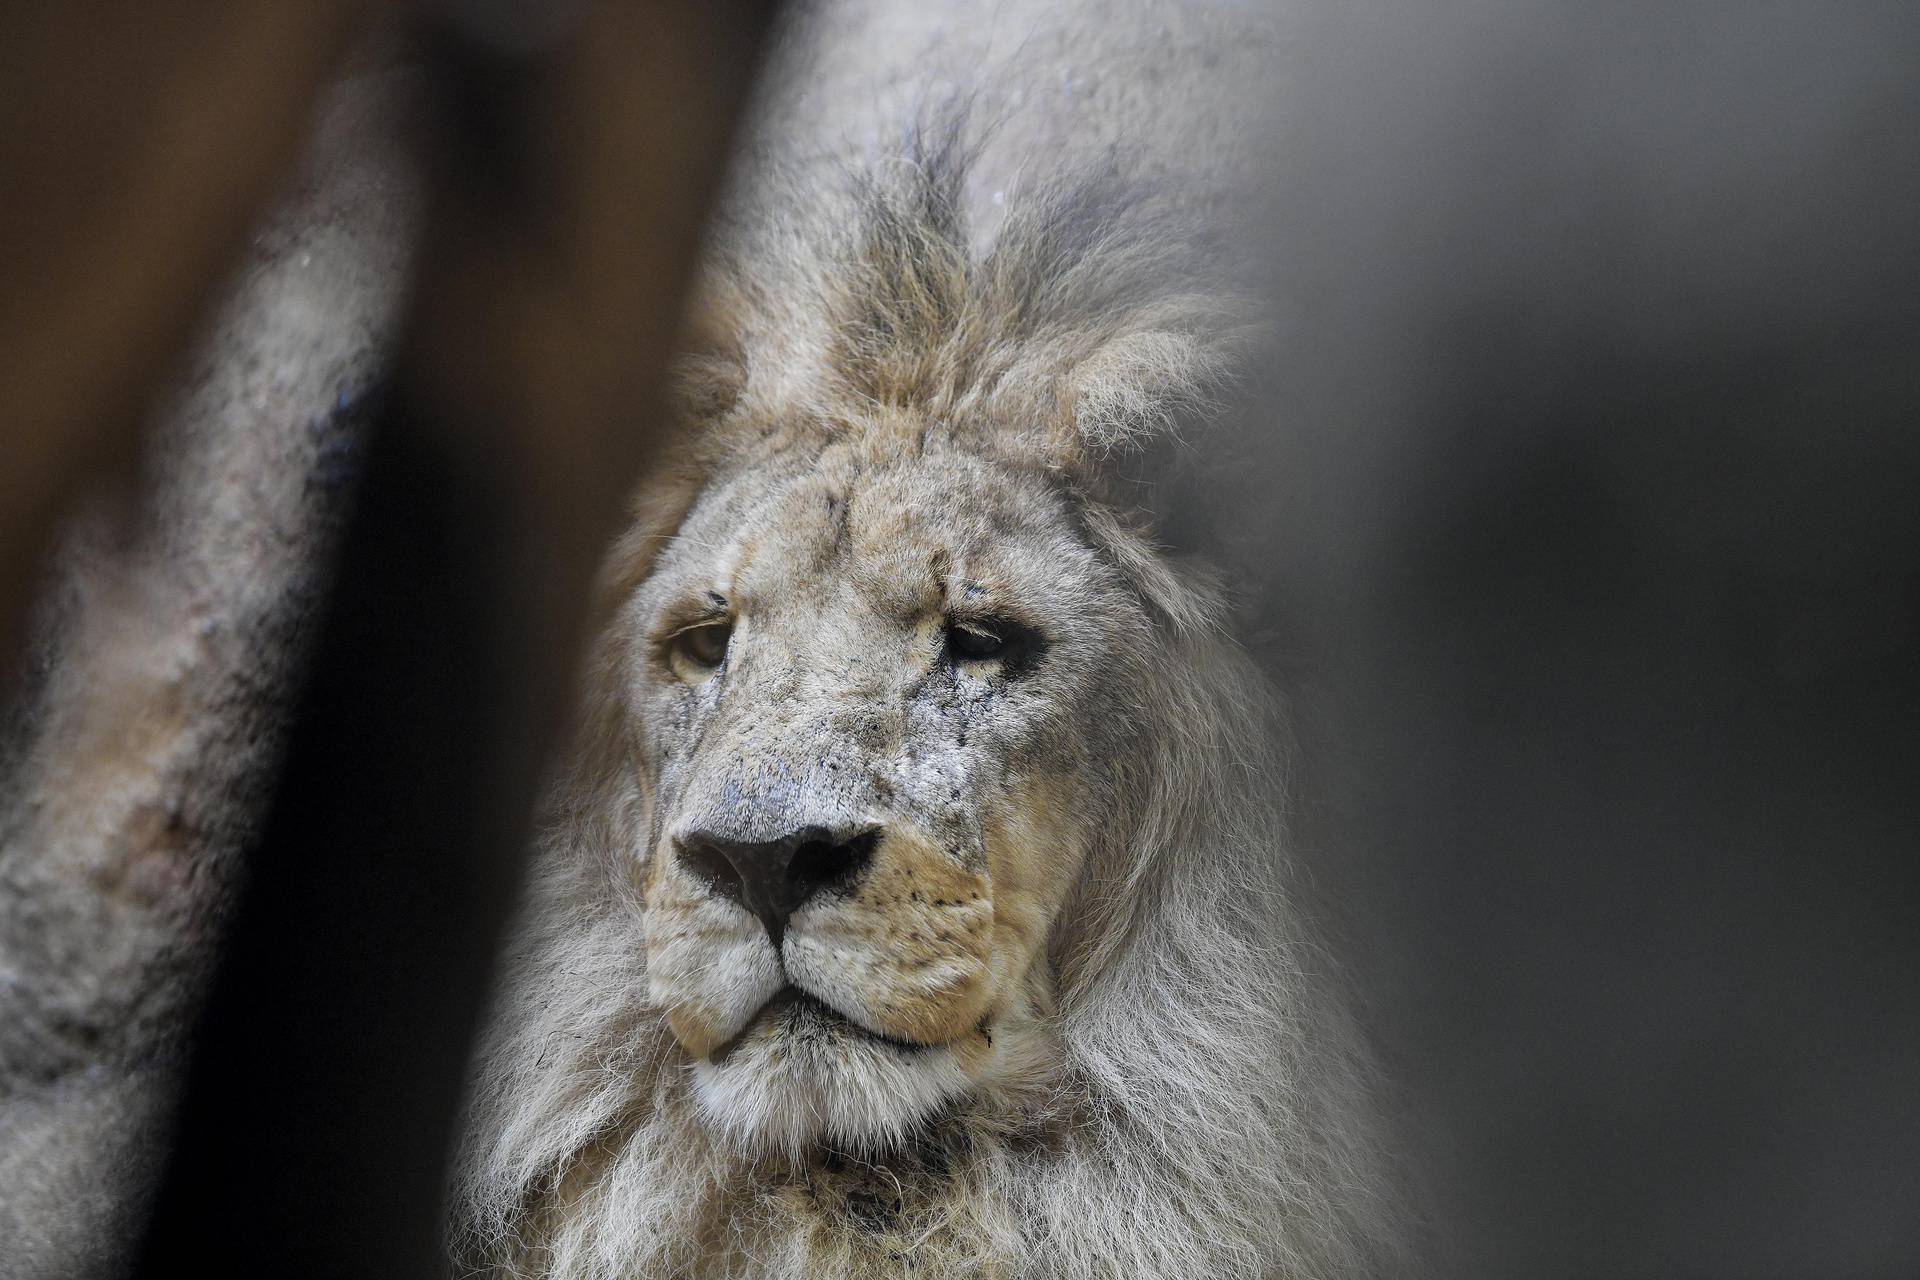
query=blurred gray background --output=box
[1249,3,1920,1276]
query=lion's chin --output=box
[688,990,978,1157]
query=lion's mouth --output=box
[707,986,934,1062]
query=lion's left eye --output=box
[669,621,733,680]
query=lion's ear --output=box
[1052,279,1267,469]
[668,272,751,425]
[1054,309,1266,640]
[587,273,744,614]
[1068,323,1243,457]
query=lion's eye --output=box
[669,621,732,679]
[947,624,1006,661]
[946,616,1049,675]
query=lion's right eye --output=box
[668,621,733,681]
[944,616,1043,674]
[946,624,1006,661]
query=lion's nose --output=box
[676,825,878,948]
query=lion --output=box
[449,129,1402,1279]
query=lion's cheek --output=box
[785,830,997,1044]
[981,774,1089,991]
[660,1002,731,1060]
[643,860,784,1058]
[785,907,995,1044]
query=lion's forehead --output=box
[673,438,1081,616]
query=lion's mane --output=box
[449,130,1402,1279]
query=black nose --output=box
[676,825,878,947]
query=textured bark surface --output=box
[0,73,419,1278]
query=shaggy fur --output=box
[450,130,1400,1279]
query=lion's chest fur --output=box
[679,1126,1025,1280]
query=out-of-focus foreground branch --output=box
[131,3,780,1278]
[1,2,779,1275]
[0,0,371,668]
[1,7,388,1273]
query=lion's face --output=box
[619,428,1143,1154]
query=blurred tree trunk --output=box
[0,71,418,1277]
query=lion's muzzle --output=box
[646,807,1000,1056]
[675,823,879,947]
